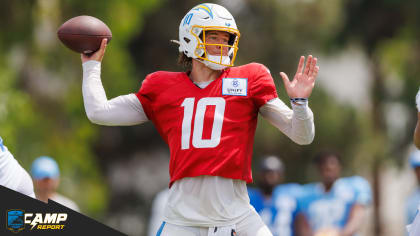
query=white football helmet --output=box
[178,3,240,70]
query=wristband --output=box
[290,98,308,106]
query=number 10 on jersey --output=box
[181,97,226,149]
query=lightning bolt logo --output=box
[30,220,37,230]
[193,4,213,19]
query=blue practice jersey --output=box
[343,176,372,206]
[248,187,273,226]
[406,188,420,224]
[249,183,303,236]
[297,176,372,234]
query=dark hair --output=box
[177,53,192,71]
[313,150,342,166]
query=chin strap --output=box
[200,55,231,70]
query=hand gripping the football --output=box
[81,38,107,63]
[280,55,319,99]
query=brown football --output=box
[57,15,112,54]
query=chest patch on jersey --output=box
[222,78,248,96]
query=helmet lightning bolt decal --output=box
[193,4,213,19]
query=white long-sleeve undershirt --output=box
[259,98,314,145]
[82,60,314,144]
[82,61,148,126]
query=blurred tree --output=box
[0,0,163,224]
[330,1,420,234]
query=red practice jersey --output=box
[136,63,278,186]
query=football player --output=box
[80,3,318,236]
[248,156,284,234]
[295,151,371,236]
[0,136,35,198]
[271,181,304,236]
[248,156,303,236]
[31,156,79,211]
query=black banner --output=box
[0,185,127,235]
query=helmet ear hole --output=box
[228,34,236,46]
[183,37,191,43]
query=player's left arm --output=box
[259,98,314,145]
[259,55,318,145]
[340,203,366,236]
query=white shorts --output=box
[156,209,272,236]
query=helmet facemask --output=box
[191,26,240,70]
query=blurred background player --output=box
[31,156,79,211]
[249,155,303,236]
[248,156,285,232]
[0,136,35,198]
[271,177,304,236]
[295,151,371,236]
[406,149,420,227]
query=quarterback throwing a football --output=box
[81,3,318,236]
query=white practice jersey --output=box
[0,145,35,198]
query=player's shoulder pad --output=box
[339,175,368,186]
[141,71,185,92]
[274,183,300,192]
[301,182,322,195]
[294,184,318,206]
[349,175,369,183]
[349,175,371,191]
[143,71,183,83]
[234,63,271,75]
